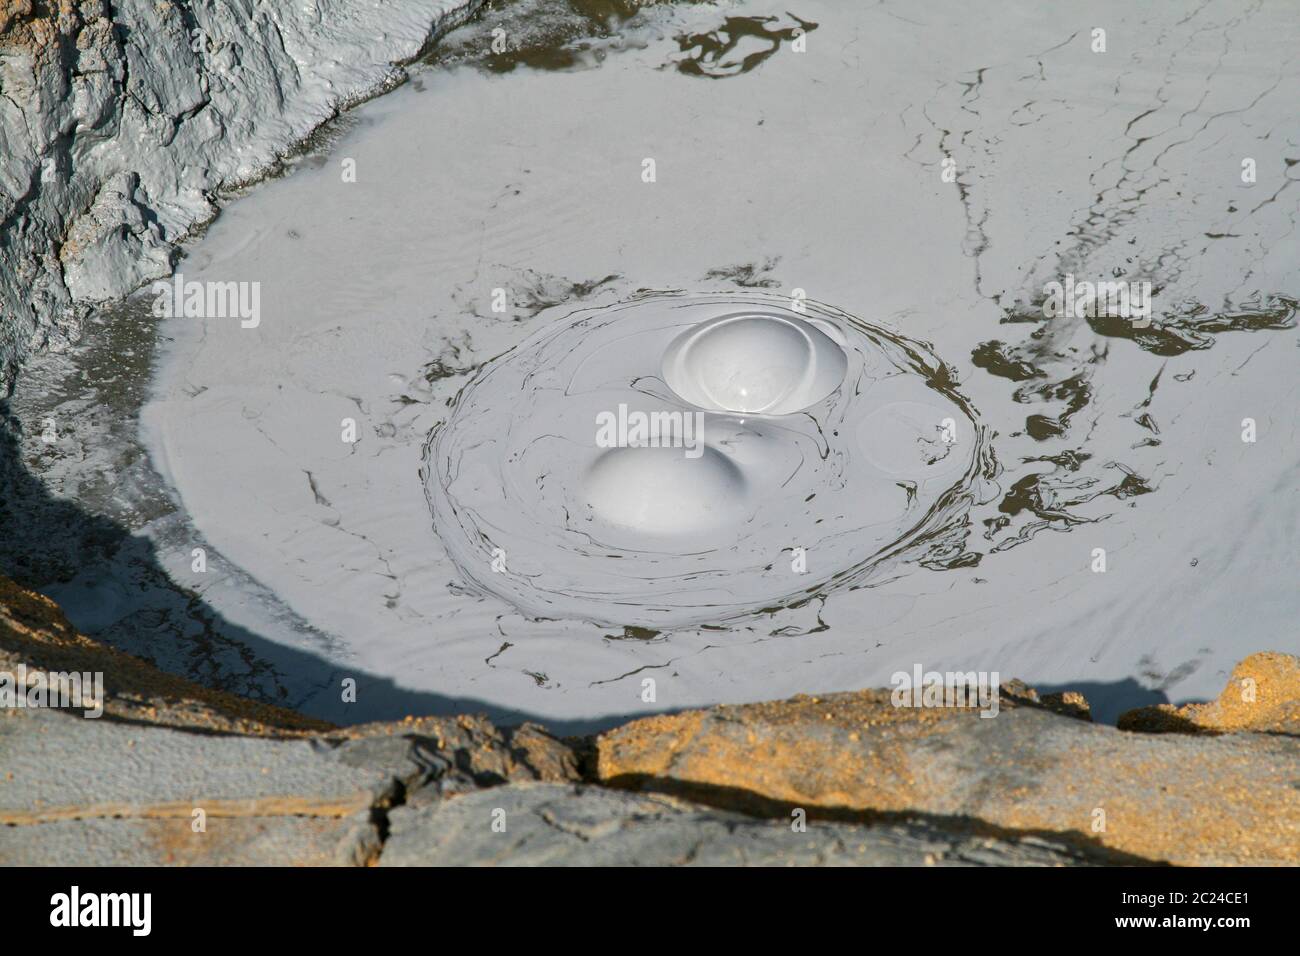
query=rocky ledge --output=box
[2,573,1296,866]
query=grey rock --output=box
[377,782,1108,867]
[0,704,581,864]
[0,0,482,387]
[0,811,379,866]
[59,172,173,302]
[0,706,403,822]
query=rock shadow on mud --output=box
[0,404,621,735]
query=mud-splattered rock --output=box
[0,0,482,387]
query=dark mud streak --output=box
[673,14,818,79]
[967,295,1295,552]
[703,259,782,289]
[424,0,690,75]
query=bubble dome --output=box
[583,444,750,538]
[424,292,986,627]
[661,312,848,414]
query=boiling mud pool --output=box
[10,0,1298,728]
[429,293,985,627]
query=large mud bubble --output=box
[424,292,993,627]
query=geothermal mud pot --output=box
[428,293,985,626]
[5,0,1298,730]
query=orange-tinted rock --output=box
[1118,652,1300,735]
[596,678,1300,866]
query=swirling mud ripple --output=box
[423,292,993,627]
